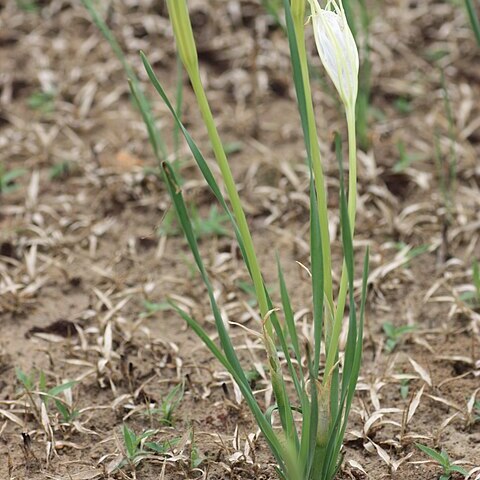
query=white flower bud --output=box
[309,0,359,109]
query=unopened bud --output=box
[309,0,359,109]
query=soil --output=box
[0,1,479,479]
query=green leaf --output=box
[473,260,480,303]
[400,379,410,400]
[54,400,79,423]
[48,381,77,398]
[123,425,138,459]
[15,367,34,390]
[27,91,55,113]
[276,257,302,381]
[1,168,26,189]
[465,0,480,47]
[145,438,179,454]
[449,465,468,476]
[49,161,72,180]
[416,443,448,467]
[190,444,204,468]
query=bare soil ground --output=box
[1,1,480,479]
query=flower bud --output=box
[309,0,359,109]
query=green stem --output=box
[188,70,270,325]
[292,8,334,317]
[324,106,357,379]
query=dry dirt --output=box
[1,0,480,479]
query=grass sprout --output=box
[16,367,79,426]
[416,443,468,480]
[0,164,26,195]
[393,140,424,173]
[49,160,73,180]
[159,205,230,240]
[382,323,417,353]
[400,378,410,400]
[144,381,185,427]
[121,425,157,469]
[27,91,55,113]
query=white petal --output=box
[311,7,359,107]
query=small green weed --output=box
[416,443,468,480]
[121,425,157,469]
[49,160,74,180]
[16,367,79,425]
[159,205,230,239]
[190,442,204,469]
[400,378,410,400]
[27,91,55,113]
[144,381,184,426]
[140,300,172,318]
[382,323,416,353]
[392,242,431,268]
[0,165,26,194]
[394,97,413,114]
[16,0,39,12]
[393,140,424,172]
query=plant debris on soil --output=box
[0,1,480,479]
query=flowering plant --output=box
[133,0,368,478]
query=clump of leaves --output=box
[382,323,416,353]
[144,381,185,426]
[16,367,79,424]
[121,425,157,469]
[120,425,179,472]
[416,444,468,480]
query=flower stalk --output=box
[291,0,335,320]
[308,0,359,380]
[165,0,271,330]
